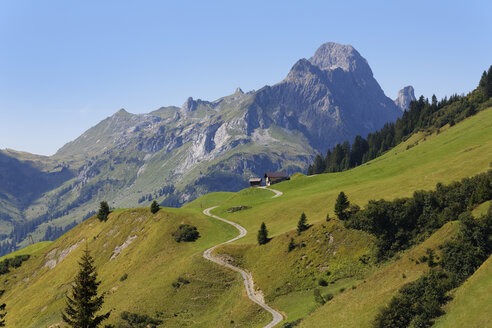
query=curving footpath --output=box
[258,186,283,198]
[202,187,284,328]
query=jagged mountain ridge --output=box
[0,42,408,248]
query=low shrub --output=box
[172,224,200,242]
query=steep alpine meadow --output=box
[0,207,271,328]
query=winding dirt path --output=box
[202,186,284,328]
[258,186,283,198]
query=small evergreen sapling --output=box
[287,238,296,252]
[257,222,269,245]
[334,191,350,220]
[297,213,309,235]
[97,201,110,222]
[150,200,160,214]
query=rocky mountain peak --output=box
[394,86,416,111]
[308,42,372,76]
[235,87,244,94]
[114,108,131,116]
[285,58,321,81]
[181,97,197,113]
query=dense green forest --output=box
[308,66,492,175]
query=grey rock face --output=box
[181,97,197,113]
[394,86,416,111]
[309,42,371,74]
[251,42,402,151]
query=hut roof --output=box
[264,172,288,178]
[249,178,262,182]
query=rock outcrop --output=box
[395,86,416,111]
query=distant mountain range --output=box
[0,42,413,250]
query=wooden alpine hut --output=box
[249,177,262,187]
[264,172,289,186]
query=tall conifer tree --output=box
[335,191,350,220]
[97,201,110,222]
[62,246,110,328]
[297,213,309,234]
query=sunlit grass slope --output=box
[196,107,492,244]
[297,222,459,327]
[1,207,269,328]
[215,219,377,322]
[0,241,52,261]
[433,255,492,328]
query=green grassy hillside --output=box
[297,222,459,327]
[433,252,492,328]
[1,207,269,328]
[0,241,52,261]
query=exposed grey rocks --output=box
[252,42,402,151]
[110,235,137,260]
[181,97,197,113]
[394,86,416,111]
[309,42,371,75]
[43,239,85,269]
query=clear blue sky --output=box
[1,0,490,155]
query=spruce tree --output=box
[297,213,308,235]
[150,200,160,214]
[487,65,492,98]
[479,70,487,87]
[62,246,110,328]
[97,201,110,222]
[257,222,269,245]
[313,154,325,174]
[335,191,350,220]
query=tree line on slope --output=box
[374,209,492,328]
[308,65,492,175]
[335,170,492,260]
